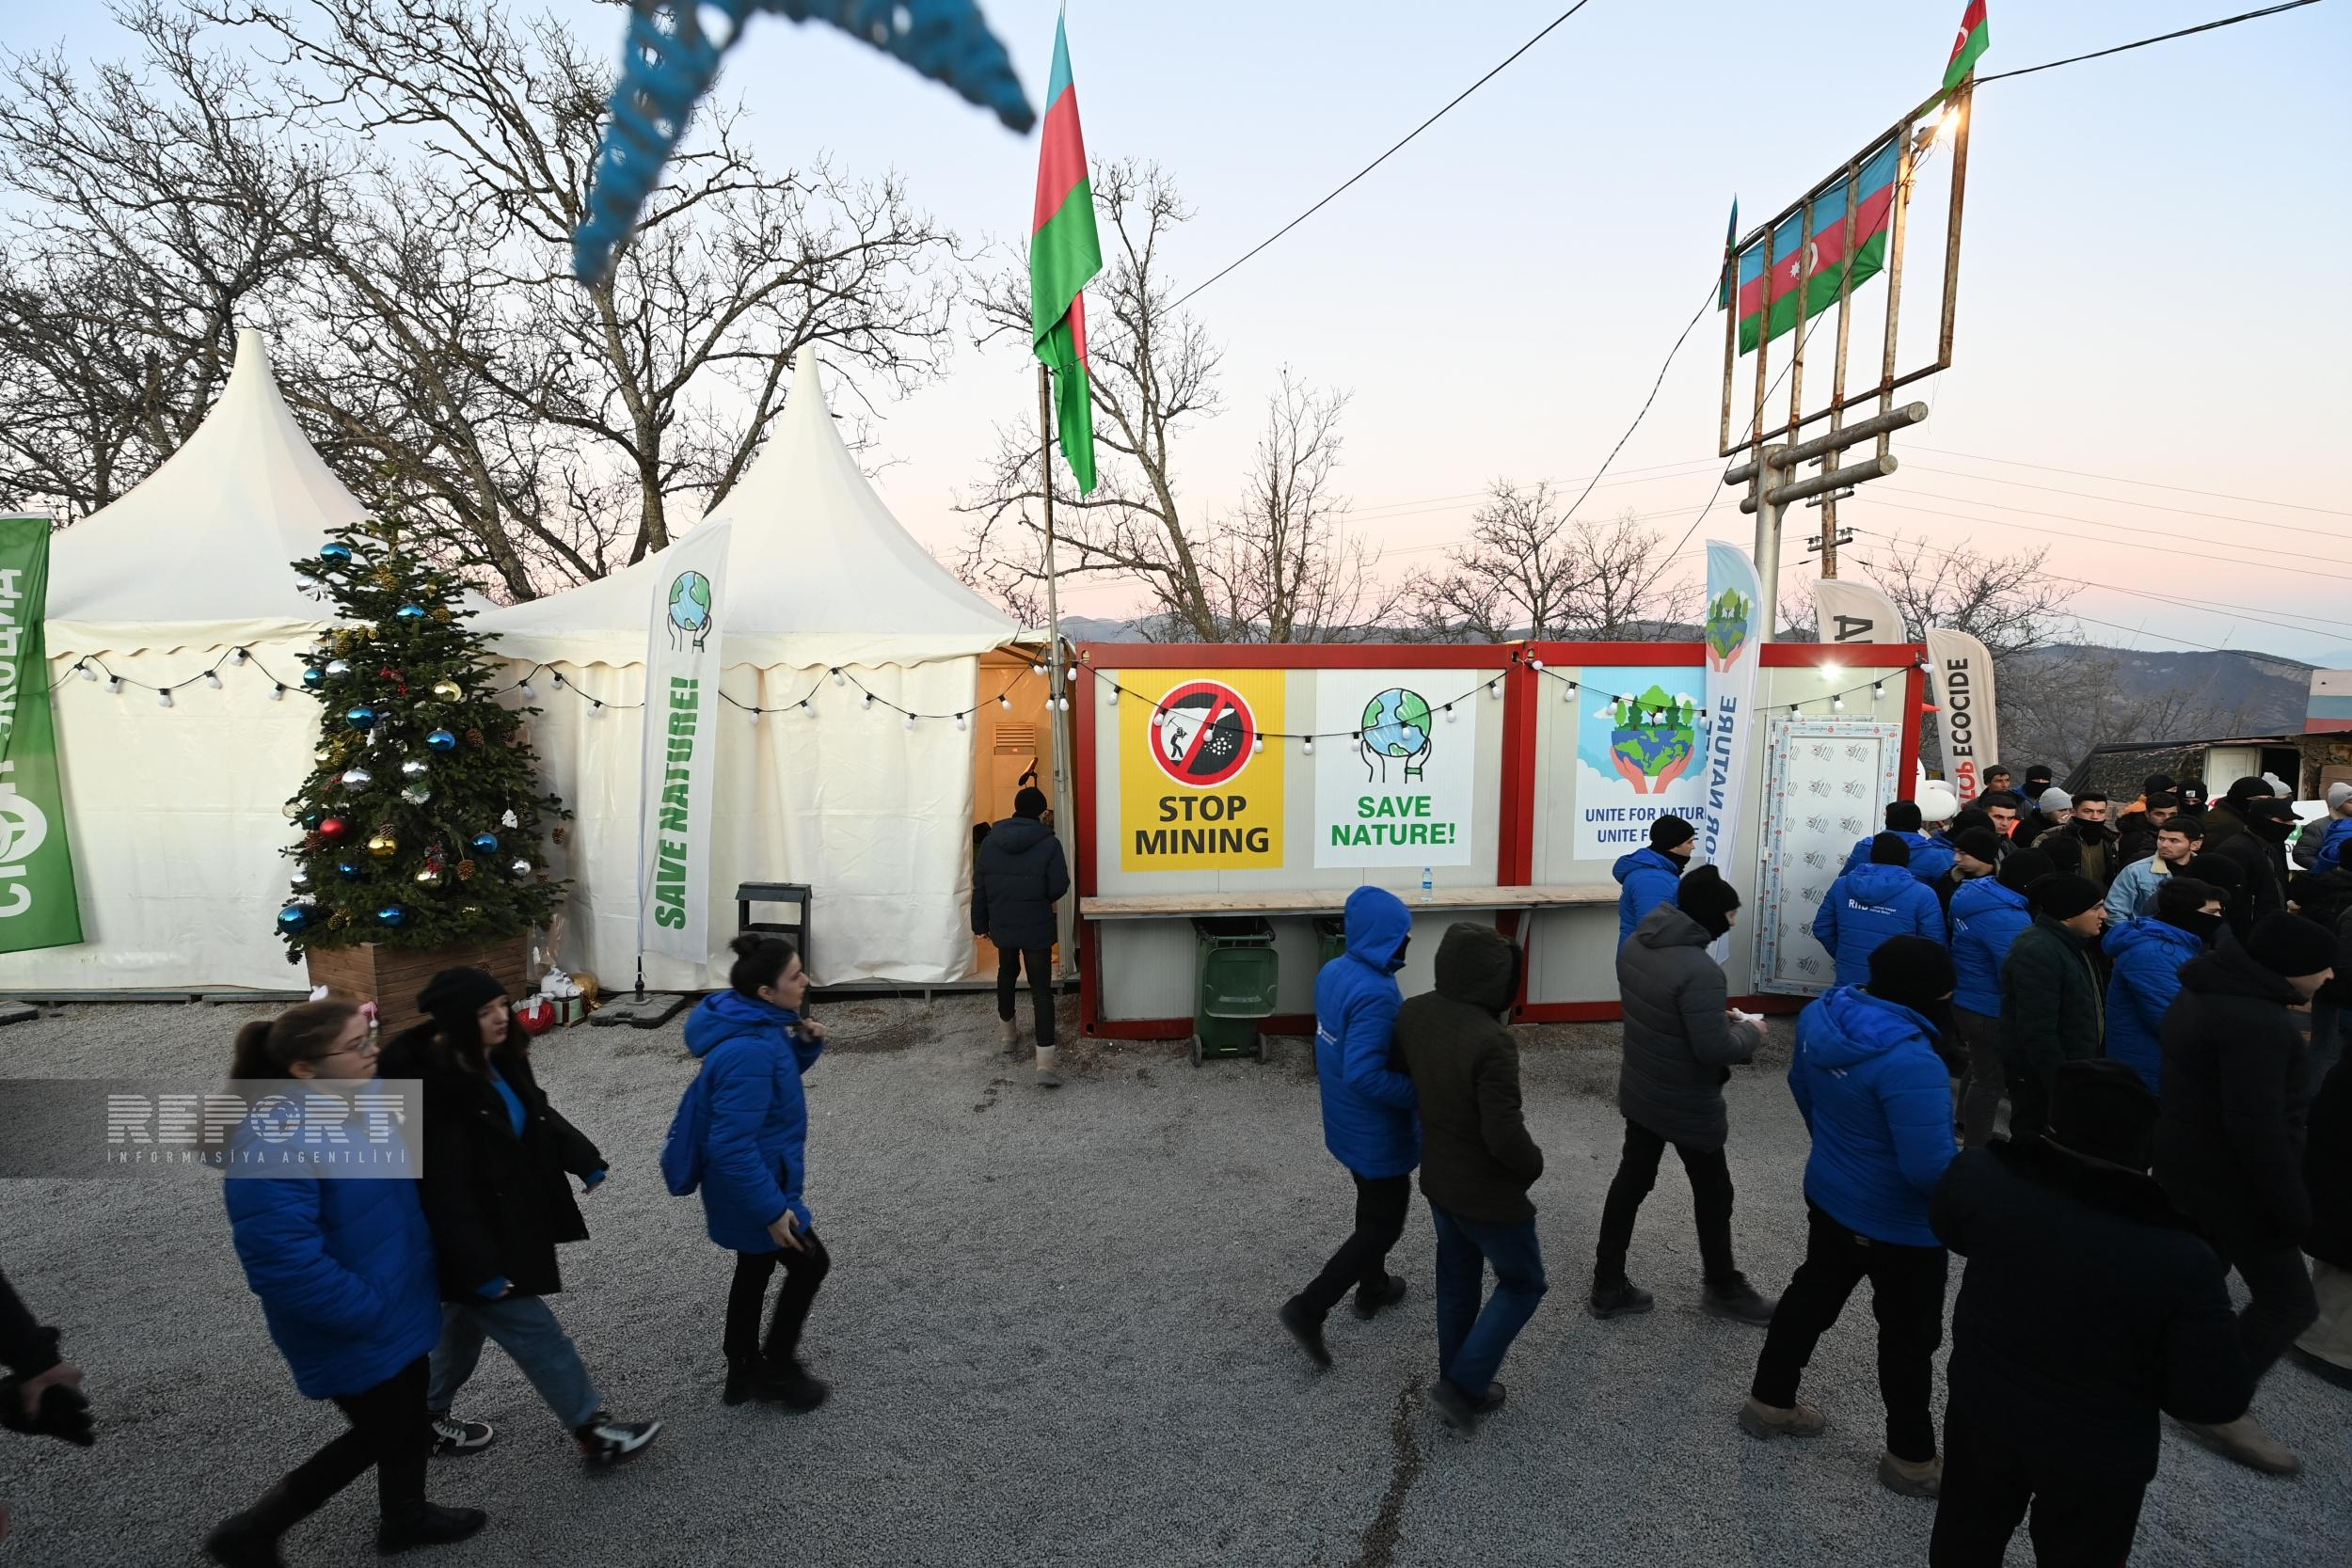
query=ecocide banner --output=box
[1698,542,1763,911]
[1314,672,1476,867]
[639,521,730,963]
[1923,626,1999,801]
[0,516,83,954]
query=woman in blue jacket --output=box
[1742,938,1959,1502]
[1950,849,2052,1148]
[204,1002,485,1566]
[1812,835,1945,988]
[682,934,834,1409]
[2103,878,2225,1093]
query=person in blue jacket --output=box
[682,934,834,1410]
[1280,885,1417,1369]
[1613,815,1692,943]
[1743,937,1961,1502]
[1814,834,1947,987]
[1843,800,1958,890]
[1951,849,2053,1148]
[2102,878,2226,1094]
[205,1001,487,1566]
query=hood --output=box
[1613,847,1682,888]
[1843,863,1918,904]
[1433,922,1518,1014]
[1994,1136,2194,1232]
[2293,866,2352,926]
[2102,917,2201,965]
[985,814,1054,854]
[683,988,798,1057]
[2030,912,2093,951]
[1343,885,1412,973]
[1632,898,1712,951]
[1803,985,1935,1069]
[2177,934,2302,1007]
[1950,876,2027,923]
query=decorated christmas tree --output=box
[277,518,565,961]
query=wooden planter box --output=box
[307,936,531,1042]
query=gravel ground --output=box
[0,996,2344,1568]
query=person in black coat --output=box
[1,1270,91,1547]
[1928,1061,2249,1567]
[973,785,1072,1084]
[2295,1050,2352,1387]
[2210,796,2295,925]
[2152,915,2337,1475]
[380,968,661,1467]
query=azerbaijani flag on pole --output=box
[1944,1,1991,93]
[1030,13,1104,494]
[1717,197,1739,311]
[1733,136,1899,355]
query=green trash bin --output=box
[1190,916,1279,1067]
[1313,915,1347,972]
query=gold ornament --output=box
[431,680,462,702]
[573,971,601,1006]
[366,831,399,861]
[414,865,446,890]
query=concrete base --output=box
[588,993,691,1029]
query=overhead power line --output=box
[1974,0,2325,83]
[1905,446,2348,519]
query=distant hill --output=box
[2006,644,2312,736]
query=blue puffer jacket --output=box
[1789,987,1957,1246]
[1613,847,1684,945]
[2103,918,2205,1093]
[1315,886,1419,1179]
[2316,816,2352,872]
[222,1091,442,1400]
[1812,863,1947,987]
[683,989,825,1251]
[1845,830,1958,890]
[1949,877,2032,1017]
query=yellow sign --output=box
[1118,669,1286,872]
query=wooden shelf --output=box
[1079,885,1613,921]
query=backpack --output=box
[660,1063,712,1196]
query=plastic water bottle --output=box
[1420,866,1435,904]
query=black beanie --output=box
[1949,806,1993,839]
[417,967,510,1041]
[1954,827,2002,865]
[1866,935,1957,1014]
[1014,785,1050,818]
[2183,853,2243,896]
[2141,773,2176,796]
[2047,1059,2159,1170]
[2249,912,2337,978]
[1884,800,1923,832]
[1868,832,1913,866]
[1650,814,1696,852]
[2034,873,2103,922]
[1997,847,2055,894]
[1676,863,1740,939]
[2026,766,2054,787]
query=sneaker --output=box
[2178,1413,2301,1476]
[426,1411,495,1457]
[1737,1396,1828,1440]
[770,1359,831,1413]
[375,1500,488,1555]
[1702,1274,1777,1327]
[1589,1275,1655,1320]
[1878,1449,1943,1498]
[1352,1275,1408,1321]
[1428,1377,1486,1434]
[574,1412,662,1466]
[1277,1297,1333,1370]
[1470,1381,1507,1417]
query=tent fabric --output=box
[46,328,357,657]
[478,347,1020,988]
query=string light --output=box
[832,669,845,687]
[269,684,286,702]
[589,699,605,717]
[1105,686,1118,705]
[955,713,967,731]
[1444,704,1457,724]
[1302,736,1315,755]
[860,692,873,710]
[1487,680,1502,699]
[203,672,223,689]
[998,695,1010,711]
[1833,692,1845,711]
[1873,681,1885,697]
[1251,735,1264,754]
[550,672,565,687]
[748,706,763,724]
[106,677,123,694]
[903,713,915,731]
[75,661,95,682]
[230,648,248,665]
[156,689,174,708]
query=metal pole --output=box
[1754,447,1785,645]
[1747,226,1778,595]
[1876,128,1918,464]
[1037,364,1077,979]
[1936,78,1974,369]
[1821,152,1863,579]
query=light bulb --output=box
[157,689,174,707]
[1530,657,1545,672]
[1488,680,1501,699]
[106,677,123,694]
[1106,686,1119,705]
[1873,681,1885,697]
[75,662,95,682]
[1033,663,1046,677]
[269,684,285,702]
[860,692,872,709]
[204,672,223,689]
[1251,736,1263,754]
[1057,696,1070,711]
[1445,705,1457,724]
[1820,664,1840,683]
[1302,736,1314,755]
[1833,693,1845,710]
[998,695,1009,711]
[832,669,845,687]
[903,714,914,731]
[589,700,604,717]
[519,682,536,700]
[230,648,248,664]
[551,671,564,687]
[1561,680,1575,702]
[800,700,813,715]
[955,713,967,731]
[748,707,763,724]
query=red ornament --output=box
[514,998,558,1037]
[318,817,352,843]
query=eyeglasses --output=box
[310,1036,380,1063]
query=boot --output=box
[1738,1396,1828,1440]
[723,1355,777,1407]
[1352,1274,1407,1321]
[1277,1297,1332,1370]
[2179,1413,2301,1476]
[1702,1273,1777,1327]
[1428,1377,1487,1434]
[1589,1275,1655,1320]
[1878,1449,1943,1498]
[203,1482,312,1568]
[997,1016,1021,1053]
[1034,1044,1061,1088]
[374,1500,488,1555]
[767,1358,831,1413]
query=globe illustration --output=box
[667,571,713,649]
[1359,688,1435,781]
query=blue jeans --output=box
[427,1294,600,1430]
[1431,1204,1549,1400]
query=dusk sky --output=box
[33,1,2352,664]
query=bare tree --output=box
[1406,484,1685,641]
[1854,531,2076,658]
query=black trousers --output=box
[1296,1173,1411,1321]
[279,1355,429,1520]
[1751,1202,1948,1463]
[724,1230,833,1365]
[995,944,1055,1049]
[1594,1117,1737,1284]
[2216,1232,2321,1382]
[1929,1406,2145,1568]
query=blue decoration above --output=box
[394,604,426,621]
[425,728,458,752]
[346,706,378,731]
[318,542,354,563]
[375,904,410,928]
[301,667,326,689]
[469,833,500,855]
[277,904,314,933]
[336,860,364,881]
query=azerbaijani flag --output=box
[1733,136,1899,356]
[1717,197,1738,311]
[1030,14,1104,494]
[1944,1,1991,94]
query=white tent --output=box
[5,328,359,993]
[478,347,1020,989]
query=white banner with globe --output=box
[638,519,731,964]
[1314,673,1476,868]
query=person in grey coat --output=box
[1594,864,1774,1323]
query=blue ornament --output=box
[346,705,377,732]
[318,542,354,562]
[302,813,322,829]
[395,604,426,621]
[425,728,458,752]
[375,904,409,928]
[469,832,500,855]
[336,860,363,881]
[277,904,313,933]
[301,666,326,689]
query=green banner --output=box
[0,516,83,953]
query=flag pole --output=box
[1038,363,1077,981]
